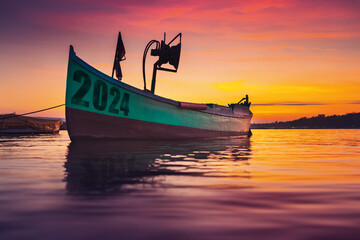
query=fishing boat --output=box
[0,114,62,135]
[65,32,252,141]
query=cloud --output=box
[182,48,240,55]
[253,102,331,106]
[2,0,360,43]
[262,45,338,53]
[213,80,246,91]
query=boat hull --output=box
[66,107,250,140]
[65,46,252,140]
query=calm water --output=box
[0,129,359,240]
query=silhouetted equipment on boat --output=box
[238,95,251,107]
[112,32,126,81]
[142,33,182,93]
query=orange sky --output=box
[0,0,359,123]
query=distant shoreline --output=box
[251,127,360,129]
[251,112,360,129]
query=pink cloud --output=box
[7,0,359,39]
[2,0,360,51]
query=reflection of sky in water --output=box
[0,130,360,240]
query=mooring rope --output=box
[1,104,65,120]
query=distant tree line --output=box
[251,113,360,129]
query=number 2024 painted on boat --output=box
[71,70,130,116]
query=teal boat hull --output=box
[65,46,252,140]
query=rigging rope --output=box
[1,104,65,120]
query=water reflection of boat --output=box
[65,137,251,195]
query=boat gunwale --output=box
[69,46,252,119]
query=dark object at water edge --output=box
[0,114,62,135]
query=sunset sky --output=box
[0,0,359,123]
